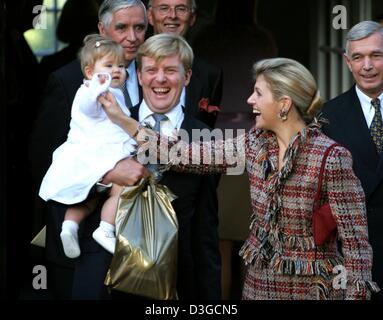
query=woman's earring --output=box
[278,109,288,121]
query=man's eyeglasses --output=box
[151,5,192,16]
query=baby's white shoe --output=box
[60,228,80,258]
[92,226,116,254]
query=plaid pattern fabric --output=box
[242,268,345,300]
[370,98,383,154]
[167,123,378,299]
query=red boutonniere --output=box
[198,98,220,114]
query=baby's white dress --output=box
[39,74,135,204]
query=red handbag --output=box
[312,143,341,246]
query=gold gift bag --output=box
[105,178,178,300]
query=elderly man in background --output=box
[29,0,148,299]
[147,0,222,127]
[322,20,383,300]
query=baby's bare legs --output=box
[61,198,98,258]
[100,184,123,224]
[65,198,98,223]
[92,184,124,255]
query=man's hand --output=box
[98,92,139,138]
[101,158,149,186]
[98,91,125,126]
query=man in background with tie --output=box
[144,0,222,298]
[322,20,383,300]
[29,0,149,299]
[147,0,223,128]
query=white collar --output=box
[355,86,383,127]
[138,100,184,130]
[355,86,383,109]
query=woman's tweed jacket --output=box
[168,121,379,299]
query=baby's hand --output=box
[87,73,111,99]
[97,73,109,85]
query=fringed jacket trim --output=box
[160,120,379,298]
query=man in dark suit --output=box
[145,0,222,299]
[28,0,149,299]
[30,0,220,299]
[147,0,223,128]
[99,33,221,299]
[321,21,383,299]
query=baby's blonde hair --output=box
[79,34,125,77]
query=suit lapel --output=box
[343,88,378,164]
[376,154,383,182]
[130,105,139,121]
[338,88,382,198]
[185,60,202,116]
[133,60,143,103]
[179,113,194,136]
[375,129,383,182]
[138,85,143,102]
